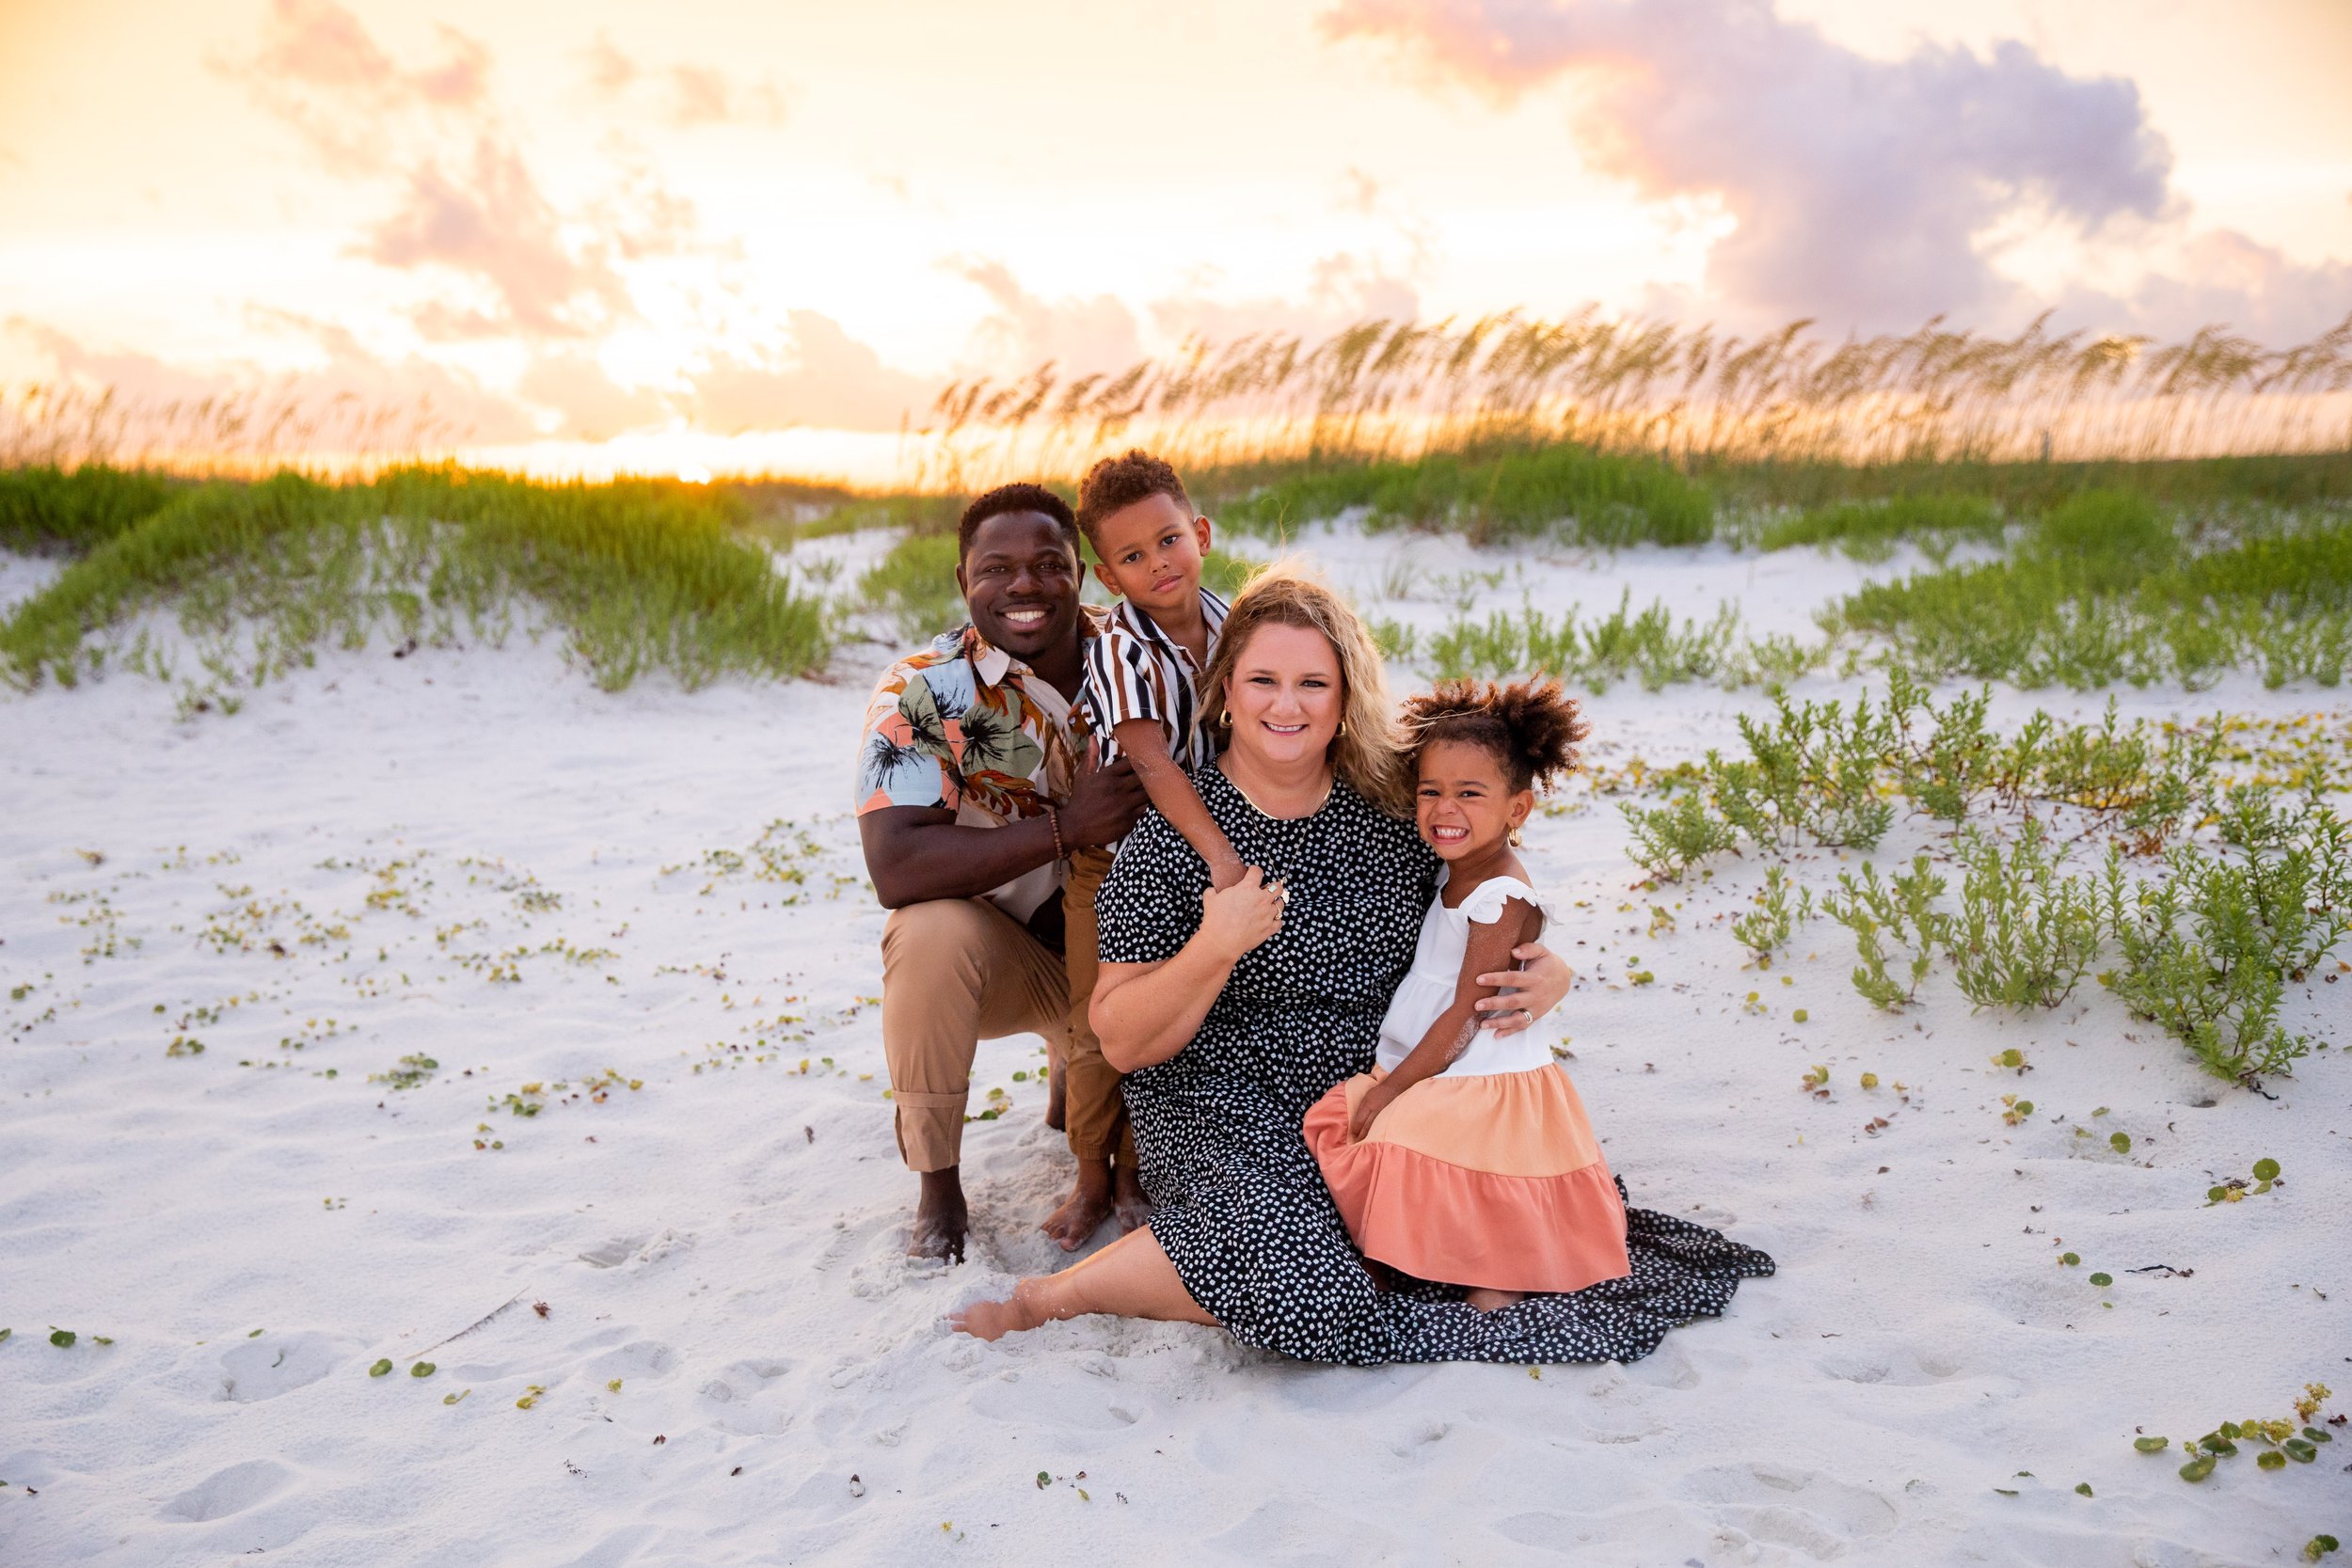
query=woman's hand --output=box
[1473,941,1574,1035]
[1347,1081,1395,1144]
[1198,865,1284,962]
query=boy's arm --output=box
[1350,898,1540,1141]
[1114,718,1246,891]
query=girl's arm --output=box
[1351,897,1541,1143]
[1090,867,1286,1072]
[1114,719,1245,891]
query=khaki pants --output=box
[881,896,1072,1172]
[1061,845,1136,1168]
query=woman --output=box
[953,566,1772,1361]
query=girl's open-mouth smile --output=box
[1428,822,1470,843]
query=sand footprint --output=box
[200,1331,354,1404]
[159,1457,297,1524]
[695,1357,797,1434]
[1676,1462,1900,1560]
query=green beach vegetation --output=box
[1,466,830,702]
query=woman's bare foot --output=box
[1464,1287,1526,1313]
[949,1279,1055,1341]
[1040,1160,1115,1251]
[1111,1164,1151,1233]
[907,1169,968,1262]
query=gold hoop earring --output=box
[1508,825,1525,847]
[1218,708,1232,726]
[1336,720,1348,738]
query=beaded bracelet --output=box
[1045,803,1066,863]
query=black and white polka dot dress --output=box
[1097,767,1774,1366]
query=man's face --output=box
[957,510,1081,663]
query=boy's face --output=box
[1090,493,1212,616]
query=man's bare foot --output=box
[909,1168,968,1262]
[1464,1287,1526,1313]
[1039,1159,1115,1251]
[948,1279,1053,1341]
[1111,1164,1151,1233]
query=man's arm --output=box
[858,748,1150,909]
[859,807,1060,909]
[1113,719,1244,891]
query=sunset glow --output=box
[3,0,2348,479]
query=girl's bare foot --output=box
[948,1279,1054,1341]
[1464,1287,1526,1313]
[1112,1164,1151,1233]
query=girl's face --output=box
[1416,739,1533,862]
[1222,623,1343,770]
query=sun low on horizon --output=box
[3,0,2349,482]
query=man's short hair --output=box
[958,483,1079,561]
[1075,450,1192,550]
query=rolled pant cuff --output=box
[892,1090,968,1172]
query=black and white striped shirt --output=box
[1079,587,1230,768]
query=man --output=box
[853,483,1149,1261]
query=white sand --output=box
[3,531,2345,1567]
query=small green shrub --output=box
[1950,821,2102,1009]
[1760,494,2004,562]
[1823,856,1949,1009]
[0,465,179,553]
[1731,865,1813,961]
[855,531,965,642]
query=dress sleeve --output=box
[1095,810,1203,965]
[1458,876,1548,932]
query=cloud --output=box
[949,260,1147,375]
[580,33,788,129]
[2062,230,2352,344]
[514,352,670,440]
[1152,252,1422,345]
[689,311,934,433]
[1323,0,2174,329]
[364,137,624,338]
[224,1,640,341]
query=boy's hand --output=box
[1348,1081,1395,1144]
[1475,942,1573,1034]
[1199,865,1283,962]
[1062,742,1149,849]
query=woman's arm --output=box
[1351,898,1540,1143]
[1474,941,1574,1032]
[1114,719,1246,891]
[1090,868,1285,1072]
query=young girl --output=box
[1303,677,1629,1311]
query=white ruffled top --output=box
[1373,869,1556,1078]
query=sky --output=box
[2,0,2348,474]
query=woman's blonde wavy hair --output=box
[1202,560,1409,816]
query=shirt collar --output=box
[1113,588,1223,670]
[958,604,1109,690]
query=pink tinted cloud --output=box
[1324,0,2174,329]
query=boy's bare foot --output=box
[908,1169,968,1262]
[1112,1164,1151,1233]
[1040,1159,1114,1251]
[949,1279,1053,1341]
[1464,1287,1526,1313]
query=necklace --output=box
[1223,764,1334,821]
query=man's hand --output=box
[1474,941,1574,1035]
[1061,744,1149,849]
[1198,865,1284,962]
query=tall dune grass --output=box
[1,467,830,696]
[906,309,2352,493]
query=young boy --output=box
[1043,450,1244,1251]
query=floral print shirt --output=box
[852,613,1106,915]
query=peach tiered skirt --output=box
[1304,1064,1631,1294]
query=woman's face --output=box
[1222,623,1343,770]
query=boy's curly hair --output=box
[1075,449,1192,549]
[1402,676,1589,793]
